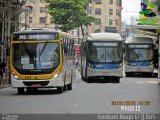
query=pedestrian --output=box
[0,59,6,84]
[75,58,79,69]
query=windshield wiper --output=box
[140,52,145,60]
[97,54,105,63]
[40,41,48,56]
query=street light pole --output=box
[1,10,5,61]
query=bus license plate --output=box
[32,84,41,87]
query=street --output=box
[0,71,160,114]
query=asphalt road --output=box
[0,71,160,115]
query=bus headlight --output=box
[88,63,94,68]
[149,61,153,65]
[53,71,60,79]
[118,63,123,67]
[14,75,19,79]
[12,72,20,80]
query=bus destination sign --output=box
[92,42,118,46]
[13,33,59,40]
[128,45,152,48]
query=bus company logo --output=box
[140,2,156,18]
[136,1,160,25]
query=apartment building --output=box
[87,0,122,33]
[23,0,54,29]
[23,0,122,33]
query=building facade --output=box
[87,0,122,33]
[23,0,54,29]
[23,0,122,33]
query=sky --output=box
[122,0,141,24]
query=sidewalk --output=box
[0,84,11,89]
[0,79,11,89]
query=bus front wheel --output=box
[114,78,120,83]
[57,87,64,93]
[67,83,72,90]
[17,88,24,95]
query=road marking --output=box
[135,81,159,84]
[147,81,159,84]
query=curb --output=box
[0,85,11,89]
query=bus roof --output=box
[125,36,154,44]
[13,29,59,34]
[84,33,123,41]
[13,29,75,38]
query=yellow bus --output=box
[10,29,76,94]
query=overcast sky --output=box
[122,0,141,24]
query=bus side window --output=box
[62,38,68,55]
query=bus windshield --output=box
[126,47,153,61]
[12,42,60,70]
[88,43,122,63]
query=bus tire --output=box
[115,78,120,83]
[63,85,67,91]
[126,73,130,77]
[17,88,24,95]
[57,87,64,93]
[67,83,72,90]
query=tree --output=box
[46,0,95,36]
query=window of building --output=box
[39,17,46,24]
[95,8,101,15]
[29,17,32,23]
[109,19,112,25]
[87,7,92,14]
[95,19,101,25]
[95,0,102,4]
[117,0,122,6]
[109,0,113,4]
[116,9,121,16]
[109,9,113,15]
[88,0,92,3]
[116,9,118,16]
[40,7,47,13]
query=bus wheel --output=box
[115,78,120,83]
[86,77,92,83]
[126,73,130,77]
[63,85,67,91]
[17,88,24,95]
[67,83,72,90]
[57,87,64,93]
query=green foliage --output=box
[156,27,160,33]
[46,0,95,35]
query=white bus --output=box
[80,33,124,83]
[124,36,156,77]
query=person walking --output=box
[0,59,6,85]
[75,58,79,69]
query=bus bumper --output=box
[125,65,154,73]
[11,74,65,88]
[87,67,123,78]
